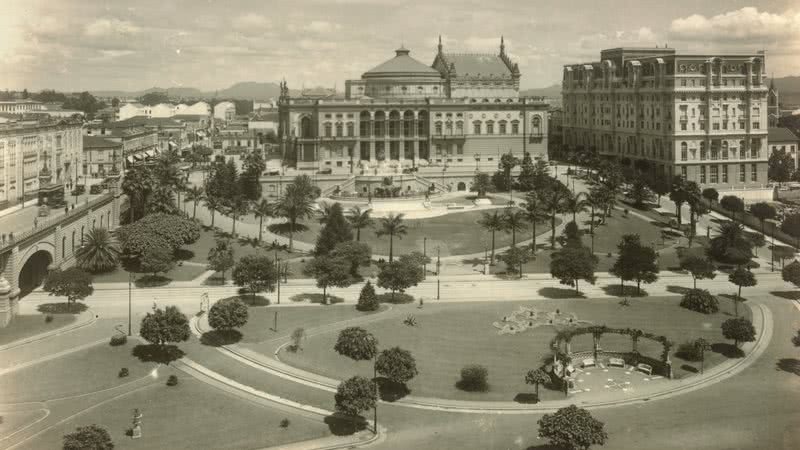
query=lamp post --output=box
[128,271,134,336]
[423,237,427,280]
[436,246,441,300]
[474,153,480,172]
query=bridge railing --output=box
[0,194,115,254]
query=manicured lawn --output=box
[180,227,300,264]
[283,209,557,257]
[90,262,208,284]
[20,369,330,450]
[0,314,76,346]
[278,297,749,402]
[0,342,157,403]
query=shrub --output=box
[680,288,719,314]
[289,328,306,352]
[45,314,54,323]
[110,335,127,346]
[676,341,703,361]
[166,375,179,386]
[457,365,489,392]
[356,281,380,311]
[208,297,249,330]
[280,418,290,428]
[118,368,129,378]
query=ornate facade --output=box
[562,47,771,199]
[278,38,548,174]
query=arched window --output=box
[300,117,312,138]
[486,121,494,134]
[700,141,707,160]
[499,120,507,134]
[455,121,463,135]
[403,111,414,136]
[445,121,453,135]
[531,116,542,135]
[335,122,343,137]
[374,111,386,136]
[680,142,688,161]
[360,111,371,137]
[346,122,354,137]
[511,120,519,134]
[324,123,332,137]
[721,141,728,160]
[434,121,443,135]
[417,111,427,135]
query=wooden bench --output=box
[608,357,625,368]
[636,363,653,375]
[582,358,596,369]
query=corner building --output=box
[562,47,772,201]
[278,38,548,175]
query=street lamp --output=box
[436,246,441,300]
[423,237,427,280]
[128,271,135,336]
[474,153,480,172]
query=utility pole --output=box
[128,271,134,336]
[436,246,441,300]
[276,258,281,304]
[423,237,427,279]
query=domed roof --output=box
[363,47,442,80]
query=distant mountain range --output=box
[91,77,800,102]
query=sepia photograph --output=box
[1,1,799,449]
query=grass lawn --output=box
[0,314,76,346]
[280,209,557,257]
[180,227,301,264]
[278,297,749,402]
[20,368,330,450]
[0,342,158,404]
[90,262,208,284]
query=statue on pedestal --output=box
[131,408,143,439]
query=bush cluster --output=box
[676,341,703,362]
[110,335,127,346]
[118,368,129,378]
[680,289,719,314]
[166,375,179,386]
[457,365,489,392]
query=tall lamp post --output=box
[128,271,135,336]
[436,246,441,300]
[423,237,427,280]
[474,153,480,172]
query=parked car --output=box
[89,184,103,194]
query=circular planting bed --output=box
[275,297,750,402]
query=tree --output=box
[139,305,191,347]
[117,213,200,257]
[498,245,531,278]
[43,268,94,312]
[315,203,353,255]
[680,288,719,314]
[669,176,690,227]
[540,180,572,248]
[278,183,315,251]
[721,317,756,348]
[76,227,120,273]
[121,164,156,222]
[479,210,505,264]
[252,198,274,243]
[684,181,703,245]
[207,238,235,282]
[375,347,418,384]
[472,172,492,197]
[749,202,776,237]
[780,213,800,249]
[499,152,520,192]
[185,186,204,220]
[375,213,407,262]
[708,221,753,265]
[651,176,670,207]
[559,221,582,248]
[537,405,608,450]
[225,196,250,237]
[679,255,716,289]
[728,266,757,316]
[139,91,170,106]
[720,195,745,221]
[204,195,223,228]
[232,255,278,302]
[239,151,265,201]
[565,191,588,224]
[503,208,527,246]
[522,192,547,251]
[334,327,378,361]
[63,91,105,118]
[628,177,654,207]
[331,241,372,279]
[63,425,114,450]
[356,281,380,311]
[769,148,795,186]
[702,187,719,205]
[524,368,550,398]
[550,245,598,294]
[347,206,373,242]
[111,97,120,108]
[334,376,377,419]
[140,246,174,277]
[609,234,659,294]
[208,297,249,330]
[304,256,352,305]
[783,260,800,287]
[458,365,489,392]
[377,258,424,302]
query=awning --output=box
[144,150,155,158]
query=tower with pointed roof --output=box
[767,75,779,127]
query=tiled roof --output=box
[364,48,441,79]
[83,135,123,148]
[444,53,511,78]
[768,127,799,143]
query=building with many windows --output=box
[562,47,772,200]
[0,119,83,209]
[277,38,548,177]
[768,127,799,171]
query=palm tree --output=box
[204,195,223,228]
[347,206,373,242]
[252,199,275,243]
[376,213,407,262]
[184,186,204,220]
[522,193,547,252]
[317,202,334,224]
[669,177,689,227]
[75,228,121,273]
[539,182,572,249]
[121,165,155,222]
[503,208,526,247]
[278,184,315,251]
[226,196,250,237]
[479,210,505,265]
[565,191,588,223]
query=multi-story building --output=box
[213,102,236,122]
[83,136,123,178]
[0,100,45,114]
[562,47,772,200]
[0,119,83,208]
[277,38,549,177]
[768,127,799,171]
[83,125,158,168]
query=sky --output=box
[1,0,799,93]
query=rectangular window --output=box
[751,163,757,181]
[681,149,687,161]
[511,122,519,134]
[710,166,718,183]
[680,123,687,131]
[722,165,728,183]
[753,122,760,129]
[700,166,706,183]
[681,166,687,179]
[740,148,746,159]
[713,123,720,130]
[739,164,746,182]
[473,122,481,135]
